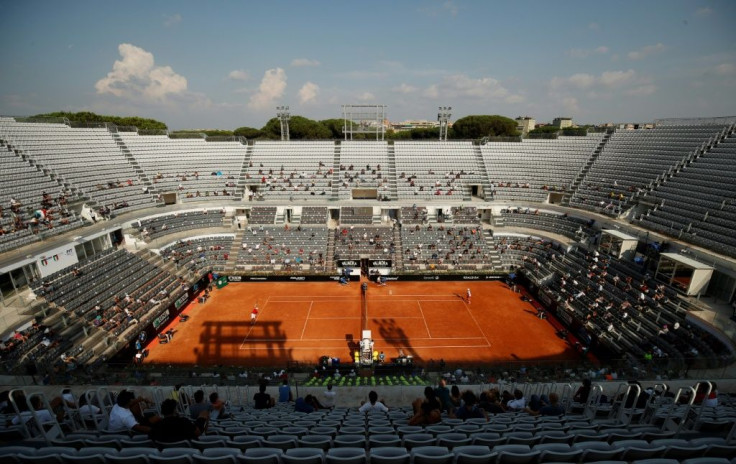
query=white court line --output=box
[239,336,487,342]
[239,344,493,350]
[300,301,314,340]
[462,297,493,350]
[416,301,433,338]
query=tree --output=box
[450,115,519,139]
[30,111,167,131]
[319,119,345,139]
[529,125,560,135]
[233,126,262,139]
[260,116,332,140]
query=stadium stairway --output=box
[331,143,341,199]
[483,229,503,270]
[235,142,254,200]
[563,130,612,207]
[387,142,399,201]
[473,143,494,201]
[224,230,244,274]
[109,129,156,201]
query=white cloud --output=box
[291,58,321,67]
[696,7,712,16]
[599,69,637,87]
[392,83,418,94]
[443,1,458,16]
[95,43,187,101]
[552,70,637,91]
[424,73,523,103]
[228,70,249,81]
[562,97,580,114]
[423,85,439,99]
[567,46,609,59]
[298,82,320,104]
[588,22,600,30]
[163,13,181,27]
[624,84,658,96]
[628,43,665,60]
[715,63,736,76]
[357,92,375,102]
[248,68,287,109]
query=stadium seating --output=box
[117,132,247,202]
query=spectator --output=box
[209,392,228,420]
[506,389,526,411]
[409,386,442,425]
[322,383,336,409]
[526,392,565,416]
[294,395,323,413]
[359,391,388,413]
[278,378,293,403]
[253,381,275,409]
[451,390,489,422]
[434,378,453,413]
[573,378,592,403]
[150,399,206,442]
[450,384,462,409]
[189,390,209,420]
[107,390,153,434]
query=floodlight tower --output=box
[276,105,291,141]
[438,106,452,141]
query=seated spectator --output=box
[294,395,322,413]
[322,383,336,409]
[506,389,526,411]
[278,378,293,403]
[209,392,229,420]
[573,378,592,403]
[409,386,442,425]
[10,393,65,436]
[525,392,565,416]
[359,391,388,413]
[451,390,489,422]
[149,399,206,442]
[107,390,154,434]
[434,378,453,413]
[77,394,102,429]
[478,389,505,414]
[253,381,275,409]
[189,390,209,420]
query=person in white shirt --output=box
[107,390,151,434]
[322,384,336,409]
[359,391,388,413]
[506,389,526,410]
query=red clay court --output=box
[144,280,580,367]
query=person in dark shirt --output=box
[253,381,274,409]
[573,378,592,403]
[409,386,442,425]
[452,390,489,422]
[526,392,565,417]
[150,399,206,442]
[189,390,209,420]
[478,389,505,415]
[434,379,453,413]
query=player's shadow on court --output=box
[374,318,421,361]
[196,320,292,365]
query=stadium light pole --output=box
[438,106,452,141]
[276,106,291,141]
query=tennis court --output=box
[144,280,579,367]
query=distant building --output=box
[515,116,535,136]
[553,117,573,128]
[390,119,443,132]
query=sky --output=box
[0,0,735,130]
